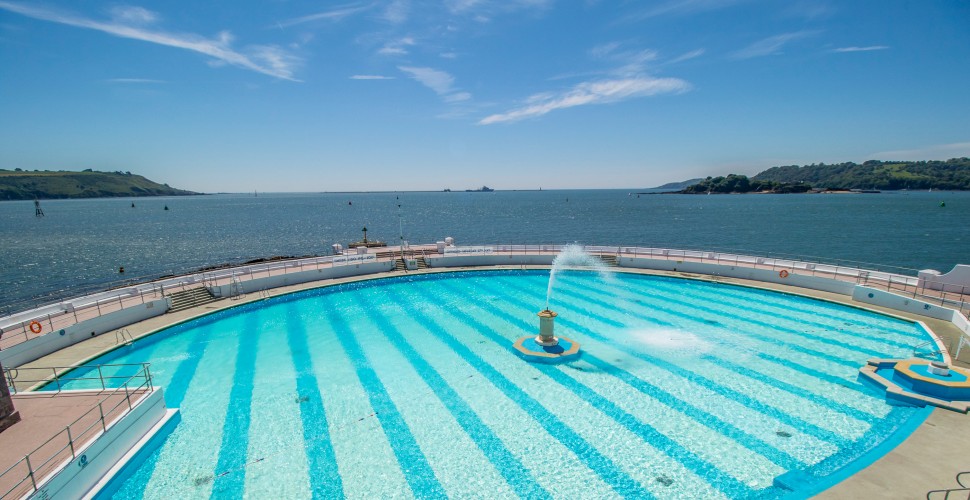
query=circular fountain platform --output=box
[512,336,581,363]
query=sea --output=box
[1,190,966,316]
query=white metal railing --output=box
[1,244,967,354]
[0,250,420,351]
[0,363,153,500]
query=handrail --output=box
[2,244,967,353]
[958,472,970,489]
[927,487,970,499]
[0,364,153,500]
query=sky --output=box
[1,1,968,192]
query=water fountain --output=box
[513,245,610,363]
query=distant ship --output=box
[465,186,495,192]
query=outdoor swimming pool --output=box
[56,270,934,498]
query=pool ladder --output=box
[913,339,947,359]
[927,471,970,499]
[229,278,246,300]
[115,328,133,346]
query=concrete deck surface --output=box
[0,390,149,498]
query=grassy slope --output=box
[752,158,970,190]
[0,170,199,200]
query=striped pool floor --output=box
[65,270,932,499]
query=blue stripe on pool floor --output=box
[757,352,868,392]
[705,354,877,424]
[353,293,552,500]
[385,289,655,499]
[211,313,262,498]
[285,303,344,499]
[326,301,448,500]
[131,324,214,498]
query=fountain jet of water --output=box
[546,244,614,309]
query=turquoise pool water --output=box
[57,270,932,498]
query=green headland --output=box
[680,158,970,194]
[0,169,199,200]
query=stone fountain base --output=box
[512,336,581,364]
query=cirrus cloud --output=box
[832,45,889,53]
[479,76,690,125]
[0,1,302,80]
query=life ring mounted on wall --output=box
[29,320,43,334]
[778,270,790,279]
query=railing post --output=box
[47,314,54,332]
[53,367,61,392]
[98,365,105,390]
[25,455,37,492]
[99,403,107,432]
[124,382,132,410]
[66,426,75,458]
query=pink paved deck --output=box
[0,390,149,499]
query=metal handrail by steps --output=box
[927,471,970,499]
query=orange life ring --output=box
[779,270,790,278]
[28,321,43,334]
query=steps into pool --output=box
[859,358,970,412]
[168,288,219,312]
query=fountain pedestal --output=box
[535,309,559,346]
[513,309,581,363]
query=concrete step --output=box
[597,255,619,267]
[168,288,219,312]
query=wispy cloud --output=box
[587,41,659,77]
[445,0,552,20]
[668,48,705,64]
[382,0,410,24]
[0,1,301,80]
[730,31,817,59]
[479,76,690,125]
[350,74,395,80]
[398,66,471,103]
[278,3,370,28]
[627,0,746,21]
[378,36,415,55]
[104,78,166,84]
[870,141,970,161]
[832,45,889,53]
[108,6,158,25]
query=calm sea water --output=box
[0,190,966,315]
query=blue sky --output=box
[1,1,968,192]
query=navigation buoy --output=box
[164,205,169,211]
[348,201,352,205]
[119,266,125,274]
[940,201,946,207]
[131,202,135,208]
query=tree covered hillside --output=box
[0,169,199,200]
[752,158,970,190]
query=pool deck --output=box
[0,390,149,498]
[5,265,970,499]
